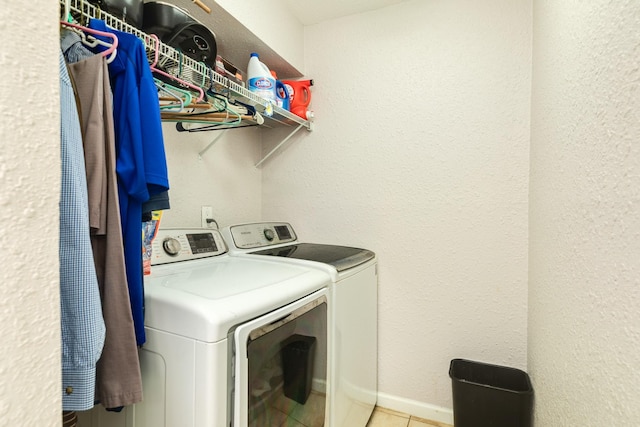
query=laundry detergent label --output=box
[250,77,274,90]
[249,77,276,102]
[284,83,295,102]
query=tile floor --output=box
[249,388,325,427]
[366,407,453,427]
[249,384,452,427]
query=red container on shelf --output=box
[282,79,313,119]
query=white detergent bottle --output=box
[247,53,276,103]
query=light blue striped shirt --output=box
[59,51,106,411]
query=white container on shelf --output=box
[247,52,276,103]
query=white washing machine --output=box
[88,228,331,427]
[221,222,378,427]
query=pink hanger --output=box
[148,34,205,102]
[60,20,118,62]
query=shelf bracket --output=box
[255,124,304,168]
[198,129,229,159]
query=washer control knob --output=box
[163,237,181,256]
[263,228,275,241]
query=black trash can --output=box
[281,335,316,404]
[449,358,534,427]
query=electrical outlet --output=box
[201,206,214,228]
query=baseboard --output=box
[312,377,327,395]
[376,392,454,425]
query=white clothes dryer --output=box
[95,228,331,427]
[221,222,378,427]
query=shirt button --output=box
[65,386,73,395]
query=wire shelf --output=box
[60,0,311,130]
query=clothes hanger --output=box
[61,0,118,62]
[160,105,245,126]
[158,99,241,125]
[161,100,244,127]
[157,79,230,122]
[149,34,205,102]
[167,86,262,131]
[156,79,194,111]
[156,79,194,109]
[157,84,184,111]
[156,80,236,120]
[160,90,253,128]
[175,122,258,133]
[148,35,256,128]
[164,93,264,131]
[164,81,193,106]
[60,20,118,64]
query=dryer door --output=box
[232,289,328,427]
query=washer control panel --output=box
[226,222,297,250]
[151,228,228,265]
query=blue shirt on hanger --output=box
[88,19,170,346]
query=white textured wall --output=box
[0,1,61,426]
[529,2,640,425]
[262,0,531,418]
[215,0,305,72]
[158,124,263,229]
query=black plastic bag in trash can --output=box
[449,358,533,427]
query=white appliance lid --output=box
[250,243,375,272]
[143,256,330,342]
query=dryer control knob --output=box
[163,237,181,256]
[263,228,275,241]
